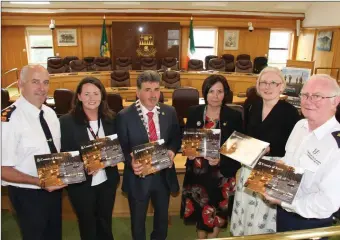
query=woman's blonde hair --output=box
[255,66,286,94]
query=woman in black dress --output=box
[230,67,301,236]
[60,77,120,240]
[180,75,243,239]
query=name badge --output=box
[299,148,322,173]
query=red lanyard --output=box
[87,119,100,139]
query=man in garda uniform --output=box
[1,65,65,240]
[116,71,181,240]
[265,74,340,232]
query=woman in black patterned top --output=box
[180,75,243,239]
[230,67,301,236]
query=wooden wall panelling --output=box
[296,29,316,61]
[1,26,28,87]
[290,32,299,60]
[180,27,189,69]
[313,28,338,76]
[81,26,111,58]
[52,27,83,58]
[111,22,180,70]
[217,28,270,61]
[330,28,340,79]
[286,60,315,72]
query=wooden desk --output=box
[106,87,174,100]
[48,70,258,97]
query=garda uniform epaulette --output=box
[331,131,340,148]
[1,105,16,122]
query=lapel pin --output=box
[162,112,165,115]
[197,121,201,126]
[223,122,227,126]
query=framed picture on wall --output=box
[316,31,333,51]
[57,29,77,46]
[224,30,239,50]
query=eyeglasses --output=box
[259,81,281,88]
[299,93,336,102]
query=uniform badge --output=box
[1,105,16,122]
[332,131,340,148]
[197,121,201,126]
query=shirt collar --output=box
[140,103,158,116]
[305,116,338,140]
[17,95,47,118]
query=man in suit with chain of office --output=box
[116,70,181,240]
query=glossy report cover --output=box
[35,151,85,187]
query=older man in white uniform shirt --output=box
[266,74,340,233]
[1,65,65,240]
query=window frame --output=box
[25,27,54,67]
[191,28,218,68]
[267,30,293,69]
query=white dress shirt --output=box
[140,104,161,139]
[281,117,340,219]
[87,120,108,186]
[2,96,61,189]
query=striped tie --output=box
[147,112,158,142]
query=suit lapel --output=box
[74,123,90,146]
[101,119,112,136]
[132,103,150,142]
[158,105,167,140]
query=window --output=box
[26,28,54,68]
[268,31,292,69]
[191,29,217,68]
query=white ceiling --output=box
[1,1,313,15]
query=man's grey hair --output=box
[136,70,160,89]
[305,74,340,96]
[19,64,48,83]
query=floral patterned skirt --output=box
[230,166,277,236]
[180,158,236,232]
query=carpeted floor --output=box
[1,210,231,240]
[2,210,340,240]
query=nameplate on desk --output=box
[117,87,129,90]
[90,71,101,74]
[126,99,135,102]
[237,92,246,97]
[68,73,78,75]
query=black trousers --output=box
[277,206,333,238]
[8,186,62,240]
[67,177,118,240]
[128,173,170,240]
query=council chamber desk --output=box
[47,70,258,97]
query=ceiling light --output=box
[10,1,50,4]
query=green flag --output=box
[188,17,195,55]
[186,17,195,69]
[100,18,110,57]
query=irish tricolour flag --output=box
[186,17,195,69]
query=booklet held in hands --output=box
[219,131,269,167]
[182,129,221,158]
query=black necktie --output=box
[39,110,58,154]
